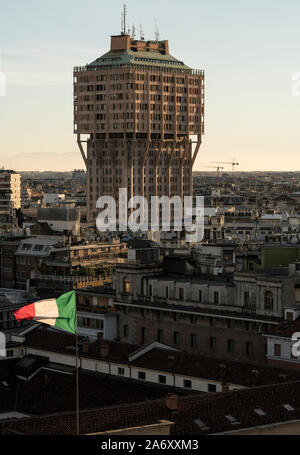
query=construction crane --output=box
[212,159,239,181]
[200,165,224,186]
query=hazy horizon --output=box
[1,0,300,172]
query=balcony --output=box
[242,305,257,315]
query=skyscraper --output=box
[74,29,204,225]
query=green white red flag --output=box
[14,290,77,334]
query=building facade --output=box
[74,33,204,224]
[0,170,21,223]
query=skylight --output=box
[194,419,210,431]
[254,408,266,416]
[224,415,240,425]
[283,404,295,412]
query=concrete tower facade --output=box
[74,33,204,225]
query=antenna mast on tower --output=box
[154,18,160,41]
[121,3,127,35]
[140,24,145,41]
[131,23,136,40]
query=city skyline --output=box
[1,0,300,172]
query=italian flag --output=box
[14,290,77,334]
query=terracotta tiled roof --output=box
[266,318,300,338]
[23,327,300,387]
[131,348,300,387]
[24,327,139,362]
[13,369,188,416]
[2,381,300,435]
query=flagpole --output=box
[75,292,80,436]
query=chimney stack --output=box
[251,369,260,385]
[222,382,230,392]
[167,355,176,369]
[44,374,51,386]
[165,393,178,411]
[100,342,110,358]
[219,363,227,378]
[82,339,89,354]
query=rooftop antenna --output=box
[131,23,136,40]
[121,3,127,35]
[140,24,145,41]
[154,18,160,41]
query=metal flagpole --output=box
[75,293,80,435]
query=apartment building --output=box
[110,241,300,364]
[0,170,21,223]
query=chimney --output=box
[219,363,227,378]
[222,382,230,392]
[165,393,178,411]
[251,369,260,385]
[167,355,176,369]
[44,374,51,386]
[100,342,110,358]
[82,339,89,354]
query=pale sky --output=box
[0,0,300,172]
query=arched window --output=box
[124,278,131,294]
[265,291,274,311]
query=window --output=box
[138,371,146,380]
[118,368,125,376]
[199,290,203,303]
[157,329,163,343]
[141,327,147,341]
[124,279,131,294]
[190,334,197,348]
[274,344,281,357]
[173,332,180,346]
[286,312,294,322]
[208,384,217,393]
[158,375,166,384]
[179,288,184,300]
[123,325,129,337]
[214,292,219,305]
[227,339,235,353]
[184,379,192,389]
[244,291,250,306]
[33,245,44,252]
[210,337,216,352]
[246,342,253,357]
[22,244,32,251]
[265,291,274,311]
